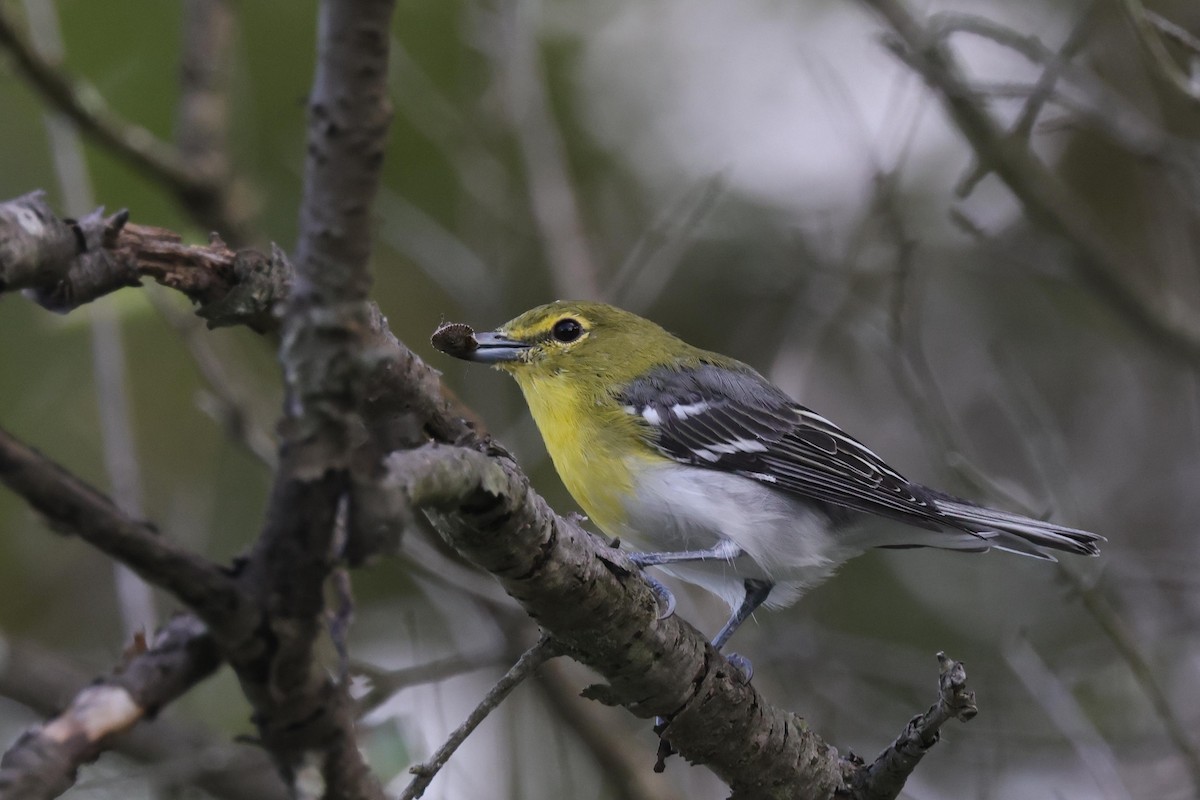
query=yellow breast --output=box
[513,370,644,535]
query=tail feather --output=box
[931,494,1103,560]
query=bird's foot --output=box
[723,651,754,683]
[641,573,676,620]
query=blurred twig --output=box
[1149,12,1200,58]
[861,0,1200,364]
[398,635,558,800]
[375,187,498,310]
[21,0,159,638]
[0,628,285,800]
[1060,567,1200,791]
[0,3,251,241]
[487,0,600,300]
[993,350,1200,795]
[147,287,278,469]
[935,11,1200,203]
[956,3,1099,197]
[534,661,684,800]
[608,177,725,310]
[353,651,515,717]
[883,114,1200,793]
[1003,636,1133,800]
[878,169,1020,506]
[1119,0,1200,109]
[387,36,514,223]
[174,0,253,245]
[0,616,225,799]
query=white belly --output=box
[619,461,866,610]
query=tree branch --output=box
[0,192,287,327]
[0,425,248,632]
[0,616,222,800]
[845,653,977,800]
[0,632,285,800]
[215,0,399,795]
[384,443,846,799]
[1119,0,1200,109]
[399,635,558,800]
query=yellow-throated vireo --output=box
[440,301,1102,654]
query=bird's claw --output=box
[642,573,676,619]
[723,651,754,682]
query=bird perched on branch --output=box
[435,301,1102,662]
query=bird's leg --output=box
[712,579,772,681]
[651,579,773,770]
[626,538,743,567]
[625,540,743,622]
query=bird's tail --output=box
[929,492,1103,560]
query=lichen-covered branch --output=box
[383,443,845,799]
[217,0,399,796]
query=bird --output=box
[437,300,1103,658]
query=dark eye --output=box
[551,318,584,343]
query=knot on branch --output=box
[197,241,292,332]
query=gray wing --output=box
[617,362,1102,557]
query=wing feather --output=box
[617,362,1102,555]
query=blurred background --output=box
[1,0,1198,797]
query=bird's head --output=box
[438,301,693,389]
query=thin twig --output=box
[956,3,1098,197]
[0,4,245,238]
[1119,0,1200,109]
[353,652,514,717]
[1061,567,1200,791]
[932,12,1200,194]
[146,288,278,469]
[398,635,558,800]
[1148,11,1200,58]
[1003,636,1133,800]
[862,0,1200,363]
[20,0,159,638]
[0,424,247,628]
[846,652,977,800]
[0,616,224,799]
[490,0,600,300]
